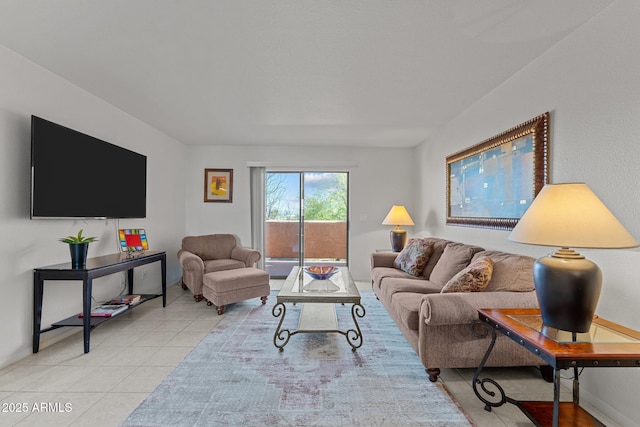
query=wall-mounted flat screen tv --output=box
[31,115,147,219]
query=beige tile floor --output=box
[0,281,618,427]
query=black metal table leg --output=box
[127,268,134,295]
[161,255,167,307]
[552,368,561,427]
[272,302,291,351]
[33,272,44,353]
[343,303,365,351]
[82,278,93,354]
[471,320,518,411]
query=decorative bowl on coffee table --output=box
[304,266,339,280]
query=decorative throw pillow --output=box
[429,243,482,286]
[393,239,434,277]
[441,257,494,293]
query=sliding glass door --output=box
[264,172,348,278]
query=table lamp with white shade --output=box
[382,205,415,252]
[508,183,638,333]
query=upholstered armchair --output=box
[178,234,261,302]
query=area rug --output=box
[122,291,472,426]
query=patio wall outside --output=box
[265,220,346,259]
[265,220,347,277]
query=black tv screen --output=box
[30,116,147,219]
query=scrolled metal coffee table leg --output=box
[272,302,292,351]
[343,303,366,351]
[471,320,517,411]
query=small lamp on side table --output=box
[508,183,638,333]
[382,205,415,252]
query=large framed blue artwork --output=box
[446,112,550,230]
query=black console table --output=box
[33,251,166,354]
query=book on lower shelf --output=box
[78,304,128,318]
[108,294,142,305]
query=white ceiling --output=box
[0,0,613,148]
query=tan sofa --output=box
[178,234,261,301]
[371,237,544,382]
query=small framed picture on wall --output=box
[204,168,233,203]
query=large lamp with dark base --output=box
[382,205,415,252]
[509,183,638,333]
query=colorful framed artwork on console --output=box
[204,168,233,203]
[119,229,149,252]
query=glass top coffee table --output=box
[272,266,365,351]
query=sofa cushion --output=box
[420,238,451,279]
[441,257,494,293]
[380,277,441,301]
[182,234,237,260]
[429,243,484,287]
[471,250,536,292]
[204,259,246,273]
[371,267,418,288]
[393,239,434,276]
[390,292,425,332]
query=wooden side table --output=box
[472,308,640,427]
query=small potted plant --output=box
[59,229,98,268]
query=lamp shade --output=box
[508,183,638,249]
[509,182,638,333]
[382,206,415,226]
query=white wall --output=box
[4,1,638,421]
[0,45,186,367]
[415,2,640,425]
[184,145,415,280]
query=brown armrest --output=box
[370,252,398,269]
[231,246,261,266]
[421,291,539,326]
[178,249,205,290]
[178,249,205,271]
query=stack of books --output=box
[78,304,128,318]
[109,294,142,305]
